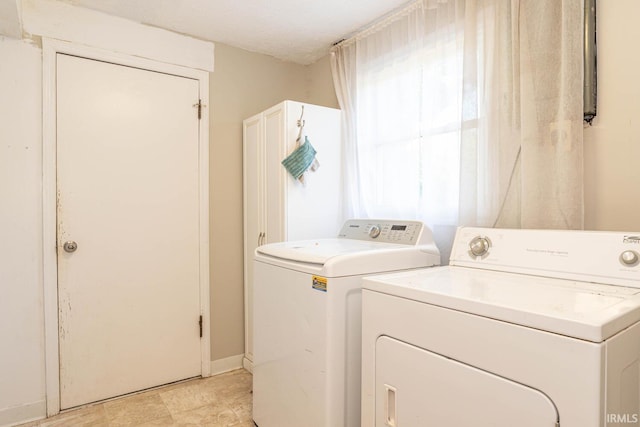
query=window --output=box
[354,22,468,225]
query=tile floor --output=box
[18,369,254,427]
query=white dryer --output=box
[362,227,640,427]
[252,219,440,427]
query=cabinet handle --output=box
[258,232,266,246]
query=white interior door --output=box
[56,53,202,409]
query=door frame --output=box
[42,38,211,416]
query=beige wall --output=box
[305,54,339,109]
[584,0,640,231]
[208,43,337,360]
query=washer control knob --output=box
[369,225,381,239]
[620,250,639,266]
[469,236,491,257]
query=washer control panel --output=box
[368,225,381,239]
[338,219,430,245]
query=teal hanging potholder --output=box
[281,136,317,180]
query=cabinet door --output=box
[284,102,343,240]
[242,114,263,363]
[263,104,286,243]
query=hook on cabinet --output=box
[297,105,305,128]
[296,106,306,142]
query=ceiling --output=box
[58,0,411,65]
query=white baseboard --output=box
[0,400,46,427]
[209,354,244,376]
[242,356,253,373]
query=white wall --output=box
[0,1,215,424]
[584,0,640,231]
[0,0,22,38]
[21,0,213,72]
[0,36,46,426]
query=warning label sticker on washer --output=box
[312,275,327,292]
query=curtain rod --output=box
[332,0,422,48]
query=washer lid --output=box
[363,266,640,342]
[256,238,440,277]
[257,238,405,264]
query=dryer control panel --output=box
[450,227,640,288]
[338,219,432,245]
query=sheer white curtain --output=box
[331,0,583,260]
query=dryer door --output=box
[375,337,558,427]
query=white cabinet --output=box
[242,100,343,368]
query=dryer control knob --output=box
[469,236,491,257]
[369,225,381,239]
[620,250,639,266]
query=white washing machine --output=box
[252,219,441,427]
[362,227,640,427]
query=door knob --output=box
[63,241,78,253]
